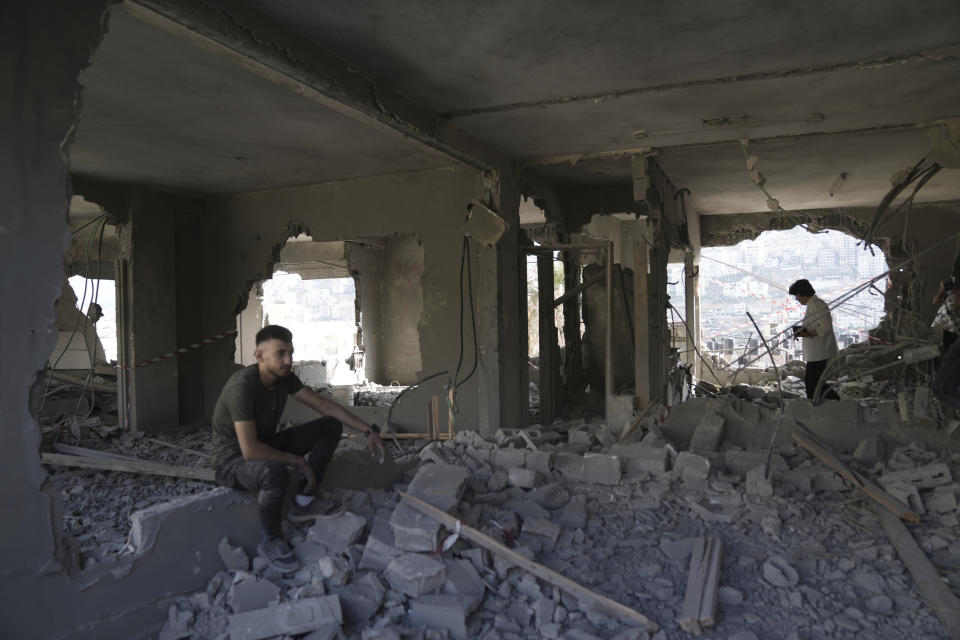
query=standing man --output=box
[211,325,385,573]
[789,279,839,402]
[932,267,960,418]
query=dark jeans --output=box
[805,359,839,402]
[215,417,343,539]
[934,341,960,412]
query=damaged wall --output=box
[200,167,489,429]
[700,202,960,333]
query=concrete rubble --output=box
[130,396,960,639]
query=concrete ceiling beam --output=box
[443,44,960,118]
[128,0,508,174]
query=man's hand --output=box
[368,433,386,463]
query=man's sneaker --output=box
[287,494,345,523]
[256,537,300,573]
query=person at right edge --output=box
[789,279,839,402]
[932,260,960,428]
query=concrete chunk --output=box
[218,537,250,572]
[390,463,469,552]
[384,553,446,597]
[492,448,527,469]
[227,596,342,640]
[308,511,367,552]
[522,517,561,543]
[676,452,710,489]
[408,594,475,640]
[526,483,570,509]
[228,572,281,613]
[610,443,670,475]
[525,450,554,474]
[746,466,774,497]
[723,450,787,478]
[581,454,622,485]
[359,515,403,571]
[878,463,952,490]
[338,573,385,624]
[557,494,587,528]
[688,411,724,454]
[507,467,540,489]
[553,452,584,481]
[443,559,484,611]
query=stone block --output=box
[308,511,368,552]
[492,448,527,469]
[227,596,342,640]
[522,517,561,543]
[508,467,540,489]
[408,594,475,640]
[337,573,385,624]
[228,572,281,613]
[676,452,710,489]
[852,436,886,466]
[359,516,402,570]
[781,466,817,493]
[723,450,787,478]
[557,495,587,529]
[581,454,622,485]
[553,452,584,481]
[503,498,549,521]
[384,553,446,597]
[527,483,570,509]
[218,537,250,572]
[609,443,669,475]
[924,487,958,514]
[443,559,484,611]
[568,429,592,446]
[525,450,554,475]
[688,411,724,454]
[390,463,469,552]
[746,466,774,497]
[879,463,953,490]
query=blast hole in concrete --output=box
[693,226,887,371]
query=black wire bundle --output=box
[862,158,942,249]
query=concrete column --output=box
[633,235,651,408]
[684,250,701,380]
[124,188,179,432]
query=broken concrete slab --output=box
[525,450,554,475]
[507,467,540,489]
[878,463,952,490]
[609,443,669,475]
[746,466,774,497]
[675,452,710,489]
[217,537,250,572]
[359,515,403,571]
[526,483,571,509]
[226,596,342,640]
[227,572,281,613]
[522,517,561,543]
[390,463,469,552]
[442,559,484,612]
[384,553,446,597]
[581,454,623,485]
[723,450,788,478]
[308,511,368,552]
[337,573,385,624]
[689,411,725,454]
[408,594,475,640]
[491,448,527,469]
[553,452,584,481]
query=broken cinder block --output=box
[610,443,670,476]
[227,596,342,640]
[384,553,446,597]
[879,463,952,490]
[581,454,623,485]
[390,463,469,552]
[676,452,710,489]
[688,411,725,454]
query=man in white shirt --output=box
[789,279,839,401]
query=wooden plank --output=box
[399,492,659,632]
[678,536,722,635]
[875,505,960,639]
[53,443,145,463]
[552,272,604,308]
[41,453,215,482]
[791,430,919,523]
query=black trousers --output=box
[805,359,839,402]
[216,417,343,539]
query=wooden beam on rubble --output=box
[875,505,960,639]
[791,426,919,523]
[41,452,215,482]
[677,536,722,635]
[399,492,659,632]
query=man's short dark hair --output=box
[788,279,815,297]
[256,325,293,345]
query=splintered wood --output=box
[678,536,722,635]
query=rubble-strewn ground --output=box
[117,405,960,640]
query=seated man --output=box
[211,324,384,572]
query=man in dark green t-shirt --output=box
[211,324,384,572]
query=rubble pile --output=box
[154,411,959,639]
[355,384,408,408]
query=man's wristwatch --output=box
[364,423,381,437]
